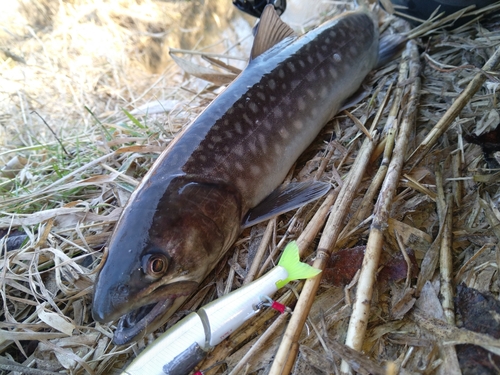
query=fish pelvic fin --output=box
[250,4,296,60]
[276,241,321,289]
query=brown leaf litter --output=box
[1,0,500,374]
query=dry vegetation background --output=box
[1,0,500,374]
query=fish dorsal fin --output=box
[250,4,296,61]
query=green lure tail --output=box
[276,241,321,289]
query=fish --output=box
[121,241,320,375]
[92,5,383,345]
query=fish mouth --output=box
[111,281,199,345]
[112,299,174,345]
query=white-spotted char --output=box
[92,6,380,345]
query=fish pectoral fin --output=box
[250,4,296,61]
[242,181,331,228]
[376,34,407,69]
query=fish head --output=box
[92,176,242,344]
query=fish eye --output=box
[142,254,169,277]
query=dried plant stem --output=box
[296,189,339,256]
[406,45,500,170]
[269,131,378,375]
[243,219,275,285]
[228,311,289,375]
[439,194,455,325]
[452,152,463,207]
[340,40,420,374]
[338,66,406,245]
[412,309,500,356]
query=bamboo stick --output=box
[340,39,421,374]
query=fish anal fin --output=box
[250,4,296,61]
[242,181,331,228]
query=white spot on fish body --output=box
[249,102,259,113]
[274,107,283,118]
[234,145,245,156]
[279,127,290,139]
[264,120,273,130]
[333,53,342,62]
[281,83,287,90]
[293,120,304,129]
[350,46,358,55]
[225,130,233,139]
[250,165,261,175]
[290,80,300,90]
[274,143,282,154]
[307,55,314,64]
[257,92,266,101]
[270,96,277,102]
[235,162,244,171]
[258,133,268,152]
[243,114,252,125]
[212,135,222,142]
[268,79,276,90]
[307,89,315,98]
[329,67,337,79]
[325,37,331,44]
[298,97,306,110]
[306,72,317,82]
[321,45,328,52]
[234,122,243,134]
[316,52,324,61]
[329,31,336,38]
[320,86,328,98]
[279,69,285,78]
[199,155,207,162]
[287,62,296,73]
[249,140,257,154]
[298,60,306,68]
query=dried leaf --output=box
[37,307,75,336]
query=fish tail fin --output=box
[276,241,321,289]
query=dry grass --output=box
[1,0,500,374]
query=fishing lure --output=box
[121,241,320,375]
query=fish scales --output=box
[92,8,379,345]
